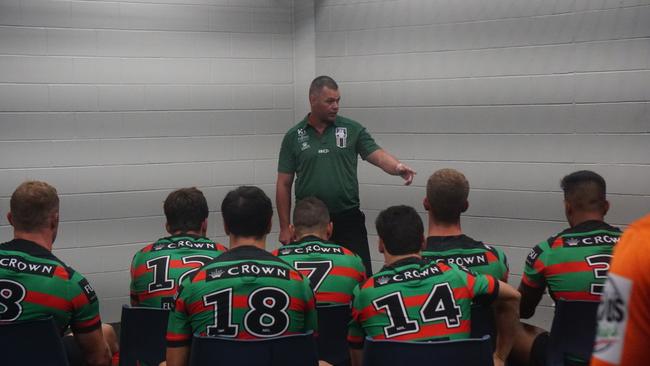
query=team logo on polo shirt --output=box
[297,128,309,143]
[335,127,347,148]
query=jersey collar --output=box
[425,235,483,251]
[0,238,58,260]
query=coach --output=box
[276,76,415,276]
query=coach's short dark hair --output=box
[221,186,273,239]
[561,170,607,212]
[10,181,59,232]
[375,205,424,256]
[293,197,330,234]
[426,168,469,224]
[309,75,338,96]
[164,187,209,233]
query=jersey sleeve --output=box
[301,277,318,333]
[129,252,141,306]
[166,283,192,347]
[449,263,499,306]
[497,247,510,282]
[278,131,297,174]
[522,243,547,289]
[347,285,365,349]
[356,128,380,160]
[68,273,102,333]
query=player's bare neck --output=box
[428,215,462,237]
[569,212,606,228]
[170,229,203,237]
[384,253,421,266]
[13,230,54,252]
[229,235,266,251]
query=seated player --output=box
[592,213,650,366]
[273,197,366,305]
[422,168,509,281]
[513,171,622,365]
[0,181,118,366]
[130,187,227,309]
[165,186,317,366]
[348,205,520,366]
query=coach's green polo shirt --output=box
[278,115,380,214]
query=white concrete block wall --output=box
[315,0,650,328]
[0,0,293,322]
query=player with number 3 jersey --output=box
[130,188,227,309]
[273,197,366,305]
[347,205,520,366]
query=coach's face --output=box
[310,86,340,124]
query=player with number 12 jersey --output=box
[130,235,227,309]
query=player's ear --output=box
[420,234,425,250]
[461,200,469,213]
[325,222,333,240]
[223,221,231,236]
[200,219,208,236]
[165,222,172,234]
[7,212,13,227]
[378,237,385,254]
[422,197,430,211]
[602,200,610,216]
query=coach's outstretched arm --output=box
[365,149,416,185]
[492,280,521,366]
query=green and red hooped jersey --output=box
[522,220,621,302]
[272,236,366,305]
[422,235,509,282]
[348,257,498,348]
[0,239,102,335]
[130,235,227,309]
[166,245,317,346]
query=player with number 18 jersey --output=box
[130,235,227,309]
[166,245,316,345]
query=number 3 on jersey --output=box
[372,283,461,338]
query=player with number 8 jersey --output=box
[130,188,227,310]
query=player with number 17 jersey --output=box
[166,245,317,345]
[130,235,227,309]
[273,236,366,305]
[348,257,498,347]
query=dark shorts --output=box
[330,207,372,277]
[530,331,549,366]
[63,335,87,366]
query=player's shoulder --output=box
[284,119,309,136]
